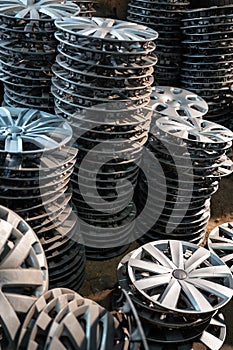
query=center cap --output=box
[7,126,22,134]
[172,269,187,280]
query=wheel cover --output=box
[127,240,233,314]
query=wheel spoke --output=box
[188,278,233,301]
[179,280,213,312]
[221,253,233,264]
[26,127,69,136]
[185,247,210,273]
[219,225,233,238]
[16,7,30,18]
[209,317,225,328]
[200,327,225,350]
[169,240,184,268]
[0,291,20,341]
[189,265,230,279]
[49,338,68,350]
[19,109,41,127]
[23,117,62,130]
[88,305,107,346]
[210,242,233,250]
[142,244,176,269]
[133,274,171,292]
[4,293,37,313]
[30,6,40,19]
[6,210,21,227]
[0,107,13,125]
[5,135,23,153]
[0,231,37,268]
[0,221,13,253]
[79,28,100,36]
[0,269,43,287]
[189,131,210,143]
[63,313,87,346]
[159,278,181,309]
[129,259,172,274]
[172,129,190,140]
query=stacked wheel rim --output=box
[127,0,190,86]
[53,17,158,259]
[0,107,85,290]
[137,113,233,243]
[17,288,126,350]
[0,0,80,112]
[53,17,158,107]
[208,222,233,273]
[117,240,233,349]
[181,5,233,127]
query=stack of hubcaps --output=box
[52,17,158,259]
[208,222,233,273]
[0,107,85,290]
[53,17,157,109]
[0,206,48,349]
[0,0,79,112]
[17,288,125,350]
[137,113,233,243]
[181,5,233,127]
[127,0,190,86]
[117,240,233,350]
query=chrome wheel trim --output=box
[55,17,158,42]
[0,107,72,153]
[156,115,233,144]
[127,240,233,314]
[0,0,80,20]
[150,86,208,118]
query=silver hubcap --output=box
[127,240,233,313]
